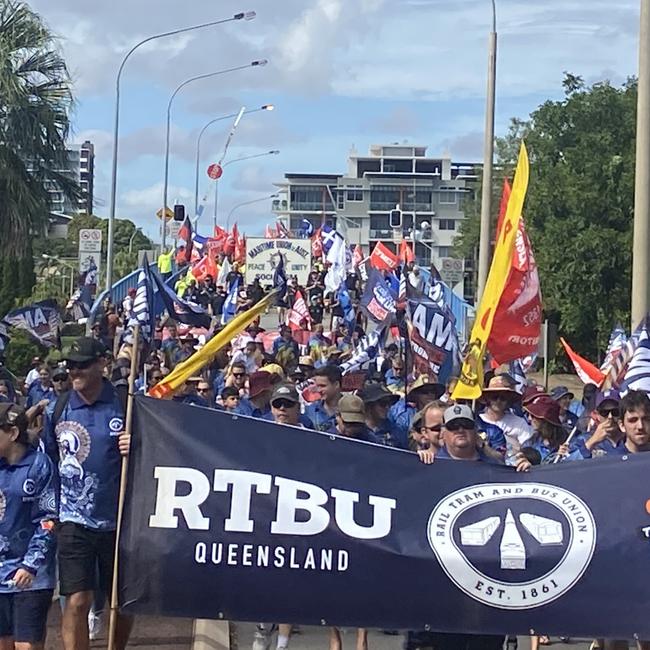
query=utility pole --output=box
[632,0,650,328]
[476,0,497,304]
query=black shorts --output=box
[57,522,116,597]
[0,589,53,642]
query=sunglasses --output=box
[232,373,245,379]
[197,388,211,394]
[598,407,620,418]
[66,359,96,371]
[446,420,476,432]
[53,376,67,382]
[421,424,442,433]
[272,399,297,409]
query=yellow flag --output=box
[149,291,276,399]
[452,142,530,401]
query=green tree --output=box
[456,75,636,358]
[0,2,78,310]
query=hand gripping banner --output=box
[120,396,650,638]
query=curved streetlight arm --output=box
[490,0,496,33]
[223,150,280,167]
[106,11,254,293]
[226,194,278,229]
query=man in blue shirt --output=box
[304,366,342,433]
[43,337,132,650]
[574,389,624,459]
[358,383,401,447]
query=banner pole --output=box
[107,324,140,650]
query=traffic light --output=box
[173,204,185,222]
[389,208,402,229]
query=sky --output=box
[30,0,641,241]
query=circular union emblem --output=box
[22,479,36,496]
[55,421,91,464]
[427,482,596,610]
[109,417,123,433]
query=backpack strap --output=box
[51,390,71,427]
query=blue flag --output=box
[300,219,314,238]
[338,284,356,330]
[620,328,650,395]
[125,256,154,342]
[221,277,239,325]
[150,269,211,329]
[273,253,287,304]
[360,267,396,325]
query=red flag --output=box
[560,337,606,385]
[277,221,290,239]
[206,237,223,259]
[495,178,512,240]
[191,255,218,282]
[178,216,193,264]
[214,225,228,240]
[312,228,323,258]
[487,215,542,364]
[287,290,312,330]
[223,224,237,256]
[352,244,363,268]
[369,241,399,271]
[399,240,414,264]
[264,225,274,239]
[235,234,246,265]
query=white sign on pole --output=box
[161,221,181,240]
[245,238,312,286]
[78,229,102,278]
[439,257,464,285]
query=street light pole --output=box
[161,60,268,251]
[105,11,256,296]
[226,193,279,229]
[128,227,142,254]
[476,0,497,303]
[194,105,274,218]
[213,150,280,229]
[632,0,650,328]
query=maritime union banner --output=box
[120,396,650,637]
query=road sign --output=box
[78,228,102,279]
[439,257,464,285]
[207,163,223,180]
[161,221,181,239]
[156,207,174,221]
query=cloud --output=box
[364,106,423,135]
[438,131,485,160]
[230,165,277,193]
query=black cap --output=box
[63,337,108,363]
[52,368,69,381]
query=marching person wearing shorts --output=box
[43,337,132,650]
[0,402,56,650]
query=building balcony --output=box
[369,202,434,212]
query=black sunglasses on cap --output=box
[53,374,68,381]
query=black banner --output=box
[121,397,650,637]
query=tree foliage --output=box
[0,1,78,258]
[455,74,637,357]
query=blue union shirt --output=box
[44,381,124,531]
[0,447,56,592]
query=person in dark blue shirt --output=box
[357,383,401,447]
[304,366,342,433]
[25,366,55,410]
[42,337,132,650]
[334,395,380,444]
[550,386,579,432]
[0,402,56,647]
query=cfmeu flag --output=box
[453,143,530,400]
[149,291,276,399]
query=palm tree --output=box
[0,1,78,313]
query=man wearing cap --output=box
[23,357,42,393]
[388,376,446,449]
[358,383,401,447]
[236,371,275,419]
[550,386,578,431]
[270,384,302,427]
[42,337,132,650]
[297,356,315,380]
[335,395,379,443]
[384,357,405,392]
[574,389,625,459]
[478,376,532,463]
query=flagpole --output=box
[107,324,140,650]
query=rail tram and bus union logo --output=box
[427,483,596,610]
